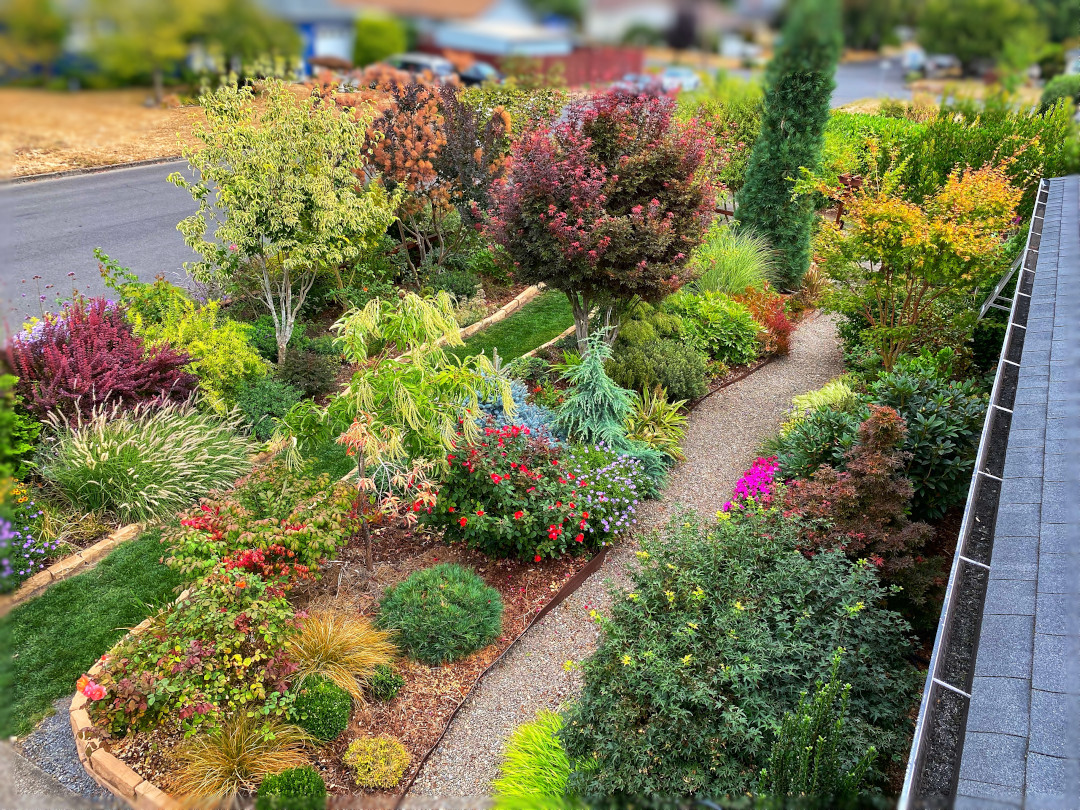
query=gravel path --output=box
[408,313,846,799]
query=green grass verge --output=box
[450,290,574,364]
[0,529,183,738]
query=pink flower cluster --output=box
[77,675,106,701]
[722,456,781,513]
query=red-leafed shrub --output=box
[784,405,937,602]
[736,283,793,356]
[3,297,197,420]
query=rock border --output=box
[0,523,142,618]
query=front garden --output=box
[2,0,1079,803]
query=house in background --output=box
[259,0,359,73]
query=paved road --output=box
[0,160,197,331]
[0,59,912,332]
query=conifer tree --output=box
[735,0,841,289]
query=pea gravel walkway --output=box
[406,313,846,801]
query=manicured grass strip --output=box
[0,530,183,738]
[450,290,574,363]
[308,438,355,481]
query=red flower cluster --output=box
[223,544,313,584]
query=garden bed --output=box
[74,522,604,802]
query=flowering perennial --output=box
[722,456,781,513]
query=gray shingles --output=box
[985,578,1037,616]
[974,614,1035,678]
[1032,633,1080,694]
[1026,754,1080,801]
[966,677,1031,736]
[1028,690,1080,758]
[959,731,1029,788]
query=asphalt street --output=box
[0,59,913,332]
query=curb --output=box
[7,156,185,185]
[0,523,141,619]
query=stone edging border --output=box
[0,523,142,619]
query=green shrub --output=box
[822,112,926,183]
[664,291,760,366]
[352,13,406,67]
[39,403,252,523]
[376,563,503,665]
[277,351,339,399]
[492,710,570,802]
[238,377,303,442]
[560,511,918,798]
[235,461,337,522]
[249,317,330,364]
[769,404,868,480]
[130,299,268,413]
[343,736,410,789]
[0,375,40,479]
[368,664,404,702]
[292,675,351,742]
[1041,76,1080,114]
[607,339,708,404]
[256,766,327,810]
[780,377,859,437]
[429,268,480,301]
[680,72,763,194]
[690,223,776,295]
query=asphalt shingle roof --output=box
[956,175,1080,809]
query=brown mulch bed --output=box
[110,524,596,799]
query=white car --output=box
[660,66,701,93]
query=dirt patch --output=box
[0,89,204,178]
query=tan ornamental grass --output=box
[172,715,310,804]
[286,610,398,702]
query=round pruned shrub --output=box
[292,675,352,742]
[376,563,503,665]
[607,339,708,403]
[343,736,410,789]
[368,664,404,702]
[256,766,327,810]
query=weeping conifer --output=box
[735,0,841,289]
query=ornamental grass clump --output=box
[39,402,252,523]
[492,710,571,802]
[691,223,777,296]
[173,715,311,802]
[377,563,502,665]
[286,611,397,702]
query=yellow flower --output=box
[634,550,650,560]
[681,654,693,665]
[627,592,639,601]
[691,586,705,600]
[687,622,698,630]
[621,654,632,666]
[733,600,745,611]
[716,510,730,522]
[665,590,676,604]
[563,659,576,672]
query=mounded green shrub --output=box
[560,511,919,798]
[607,339,708,403]
[256,766,327,810]
[277,350,339,398]
[1040,75,1080,114]
[492,710,571,803]
[376,563,503,665]
[292,675,351,742]
[237,377,303,442]
[343,736,410,789]
[368,664,404,702]
[664,290,760,366]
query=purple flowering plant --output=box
[564,443,649,539]
[0,481,55,593]
[722,456,781,514]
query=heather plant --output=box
[429,424,604,561]
[3,296,197,420]
[560,511,919,797]
[344,736,410,789]
[39,403,252,523]
[0,481,53,594]
[376,563,503,665]
[664,290,760,366]
[784,406,937,605]
[368,664,404,702]
[735,0,841,287]
[0,375,40,479]
[488,87,714,350]
[171,78,397,363]
[493,710,571,803]
[623,386,688,462]
[85,565,302,735]
[690,223,776,296]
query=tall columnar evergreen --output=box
[735,0,841,289]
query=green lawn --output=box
[450,290,574,364]
[0,530,183,737]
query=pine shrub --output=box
[256,766,327,810]
[343,736,410,789]
[376,563,503,665]
[735,0,841,287]
[3,297,198,420]
[292,675,352,742]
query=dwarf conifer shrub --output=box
[4,297,197,420]
[735,0,841,287]
[560,511,918,798]
[343,736,410,789]
[377,563,503,665]
[256,766,327,810]
[607,339,708,404]
[292,675,351,742]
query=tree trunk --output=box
[569,292,589,354]
[358,454,372,572]
[152,67,164,106]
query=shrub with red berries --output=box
[426,423,611,560]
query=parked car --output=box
[610,73,661,94]
[384,53,457,82]
[660,66,701,93]
[459,61,503,86]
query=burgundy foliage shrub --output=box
[736,283,793,356]
[488,88,716,345]
[3,296,197,420]
[784,404,937,602]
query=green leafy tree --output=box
[918,0,1046,75]
[170,79,397,364]
[759,649,878,806]
[736,0,841,289]
[0,0,66,76]
[86,0,210,103]
[352,14,406,68]
[201,0,299,71]
[841,0,922,50]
